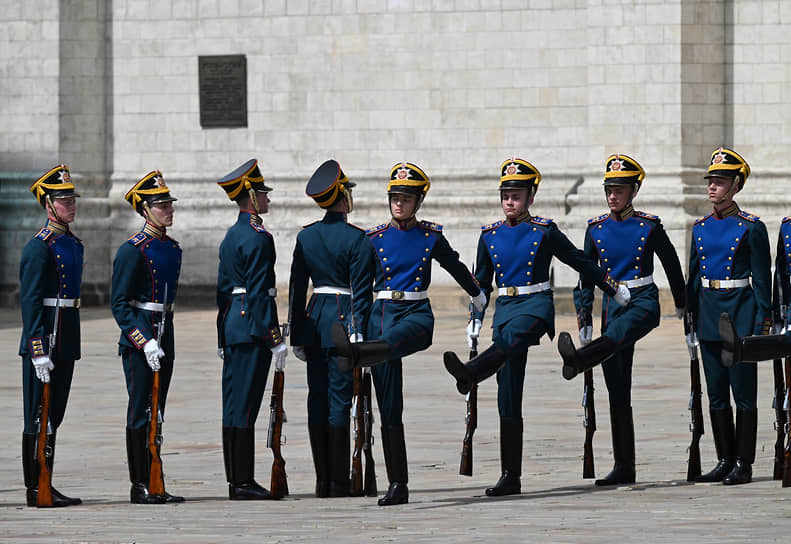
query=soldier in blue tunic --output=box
[111,170,184,504]
[289,159,374,498]
[686,148,771,485]
[557,154,686,486]
[443,157,631,496]
[216,159,287,500]
[20,164,83,507]
[333,162,485,506]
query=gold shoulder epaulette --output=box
[530,216,553,226]
[366,223,388,235]
[419,220,443,232]
[127,232,147,246]
[694,213,712,226]
[634,210,660,222]
[737,210,759,223]
[587,213,609,225]
[482,220,503,232]
[34,227,53,241]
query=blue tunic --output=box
[772,217,791,326]
[289,211,375,426]
[19,219,83,433]
[111,222,182,429]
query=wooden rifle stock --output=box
[582,369,596,479]
[36,382,53,507]
[783,357,791,487]
[362,368,377,496]
[268,368,288,498]
[148,371,165,495]
[350,367,365,496]
[773,357,787,480]
[685,313,704,482]
[459,344,478,476]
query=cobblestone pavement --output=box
[1,308,790,543]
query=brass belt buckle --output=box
[392,290,404,300]
[710,279,721,289]
[506,286,518,297]
[74,298,81,309]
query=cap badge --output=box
[154,174,165,187]
[397,166,410,180]
[507,163,518,176]
[713,150,726,165]
[610,158,623,172]
[58,169,71,183]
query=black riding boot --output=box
[723,408,757,485]
[696,407,735,482]
[486,418,522,496]
[719,313,791,366]
[443,344,507,395]
[308,425,330,497]
[228,427,272,500]
[332,322,391,372]
[127,427,166,504]
[22,432,81,507]
[595,407,636,486]
[222,426,234,484]
[558,333,617,380]
[378,425,408,506]
[328,425,350,497]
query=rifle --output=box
[773,275,788,481]
[148,285,168,496]
[351,367,365,495]
[361,367,376,496]
[685,312,704,482]
[267,323,289,498]
[582,368,596,479]
[459,314,478,476]
[349,295,377,496]
[35,302,60,507]
[783,357,791,487]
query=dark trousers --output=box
[601,345,634,408]
[700,340,757,411]
[121,348,174,429]
[222,342,271,427]
[492,315,547,418]
[22,356,74,433]
[306,346,354,427]
[371,358,404,427]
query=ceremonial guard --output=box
[289,160,374,497]
[558,154,686,486]
[20,165,83,507]
[333,162,485,506]
[216,159,286,500]
[111,171,184,504]
[686,148,771,485]
[443,157,630,496]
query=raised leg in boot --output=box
[126,427,166,504]
[486,418,522,496]
[443,344,507,395]
[595,407,636,486]
[328,425,350,497]
[228,427,273,500]
[723,408,756,485]
[696,407,735,482]
[719,313,791,367]
[558,333,617,380]
[378,425,409,506]
[332,322,391,372]
[308,425,330,497]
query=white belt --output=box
[43,297,80,308]
[313,286,352,296]
[376,290,429,301]
[232,287,278,297]
[130,300,174,312]
[497,281,551,297]
[620,274,654,289]
[701,278,750,289]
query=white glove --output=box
[579,326,593,346]
[349,333,364,344]
[471,291,487,313]
[143,339,164,371]
[292,346,307,361]
[271,342,287,370]
[614,284,631,307]
[466,318,482,349]
[686,332,700,349]
[217,348,224,360]
[32,355,54,383]
[675,307,685,320]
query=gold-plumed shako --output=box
[499,157,541,191]
[124,170,177,215]
[603,153,645,191]
[30,164,80,207]
[217,158,272,201]
[705,147,750,185]
[387,162,430,198]
[306,159,354,208]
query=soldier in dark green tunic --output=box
[289,160,374,497]
[686,148,771,485]
[20,165,83,507]
[216,159,286,500]
[111,171,183,504]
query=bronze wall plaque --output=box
[198,55,247,128]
